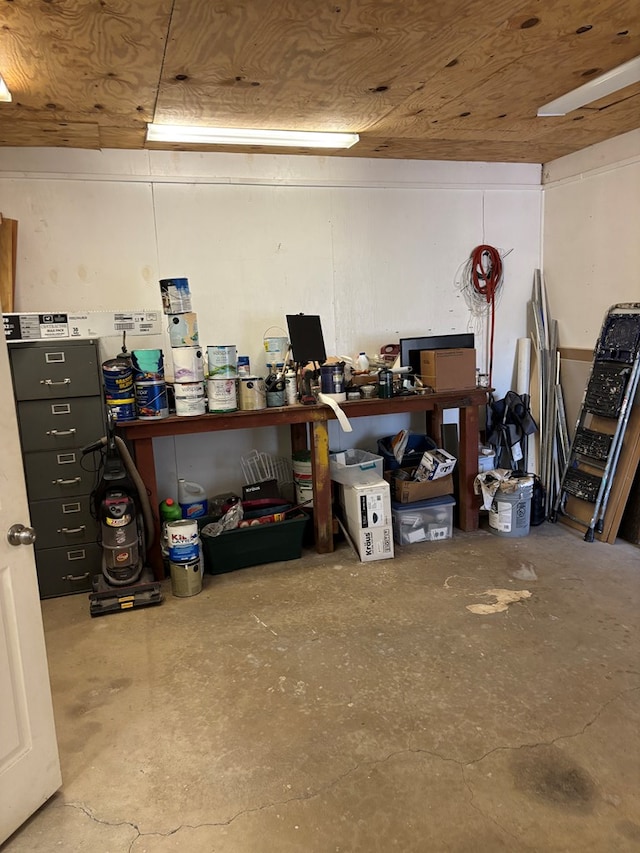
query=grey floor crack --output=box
[62,685,639,849]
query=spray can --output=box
[178,479,208,519]
[285,368,298,405]
[377,368,394,399]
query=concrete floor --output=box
[3,522,640,852]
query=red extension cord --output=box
[470,244,503,388]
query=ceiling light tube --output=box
[146,124,359,148]
[0,73,12,103]
[537,55,640,116]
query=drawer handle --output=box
[58,526,86,535]
[53,477,82,485]
[41,378,71,386]
[63,573,90,582]
[47,429,77,437]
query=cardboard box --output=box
[415,448,457,481]
[419,348,476,392]
[384,469,454,504]
[338,479,394,562]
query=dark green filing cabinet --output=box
[9,339,105,598]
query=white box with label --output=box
[338,479,394,562]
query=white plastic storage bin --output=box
[391,496,456,545]
[330,448,384,486]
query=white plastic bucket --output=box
[263,327,289,367]
[292,450,313,507]
[489,479,534,538]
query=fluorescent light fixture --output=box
[0,73,12,103]
[537,55,640,116]
[146,123,359,148]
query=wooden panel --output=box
[0,0,637,161]
[0,216,17,313]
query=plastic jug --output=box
[178,479,208,519]
[159,497,182,524]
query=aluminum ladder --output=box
[551,303,640,541]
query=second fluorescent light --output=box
[537,55,640,116]
[146,124,359,148]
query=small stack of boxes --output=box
[329,449,394,563]
[160,277,206,416]
[377,432,458,546]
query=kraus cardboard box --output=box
[338,479,394,562]
[419,348,476,392]
[384,470,455,504]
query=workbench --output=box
[118,387,487,579]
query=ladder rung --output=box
[572,428,613,461]
[584,363,630,417]
[596,313,640,364]
[563,469,602,503]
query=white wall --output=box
[542,129,640,348]
[0,148,541,501]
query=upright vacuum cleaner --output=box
[83,411,163,616]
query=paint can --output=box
[266,374,286,408]
[206,378,238,412]
[173,382,207,416]
[168,312,199,347]
[159,277,192,314]
[132,349,164,381]
[237,356,251,376]
[167,519,200,562]
[238,376,266,411]
[489,478,534,538]
[102,358,134,395]
[105,395,136,423]
[263,327,289,368]
[292,450,313,507]
[134,380,169,419]
[207,345,237,378]
[172,347,204,383]
[320,363,345,395]
[170,555,203,597]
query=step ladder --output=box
[551,303,640,541]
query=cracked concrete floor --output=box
[3,522,639,852]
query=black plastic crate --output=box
[198,512,309,575]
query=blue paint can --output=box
[135,380,169,419]
[102,358,134,396]
[105,395,136,423]
[167,519,200,563]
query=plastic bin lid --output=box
[391,495,456,510]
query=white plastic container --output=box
[178,479,208,518]
[391,496,456,545]
[329,449,384,486]
[356,352,370,371]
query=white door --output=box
[0,327,61,845]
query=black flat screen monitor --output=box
[286,314,327,365]
[400,333,474,375]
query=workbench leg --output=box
[458,404,480,531]
[310,420,333,553]
[132,436,164,580]
[425,405,444,446]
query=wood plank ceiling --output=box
[0,0,638,163]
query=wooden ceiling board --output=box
[0,0,172,122]
[153,0,531,130]
[0,0,637,162]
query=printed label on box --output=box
[359,492,386,528]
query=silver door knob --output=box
[7,524,37,547]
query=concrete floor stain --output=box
[510,745,597,811]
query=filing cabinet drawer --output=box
[30,496,97,550]
[10,341,101,401]
[17,397,105,452]
[35,543,101,598]
[23,449,97,500]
